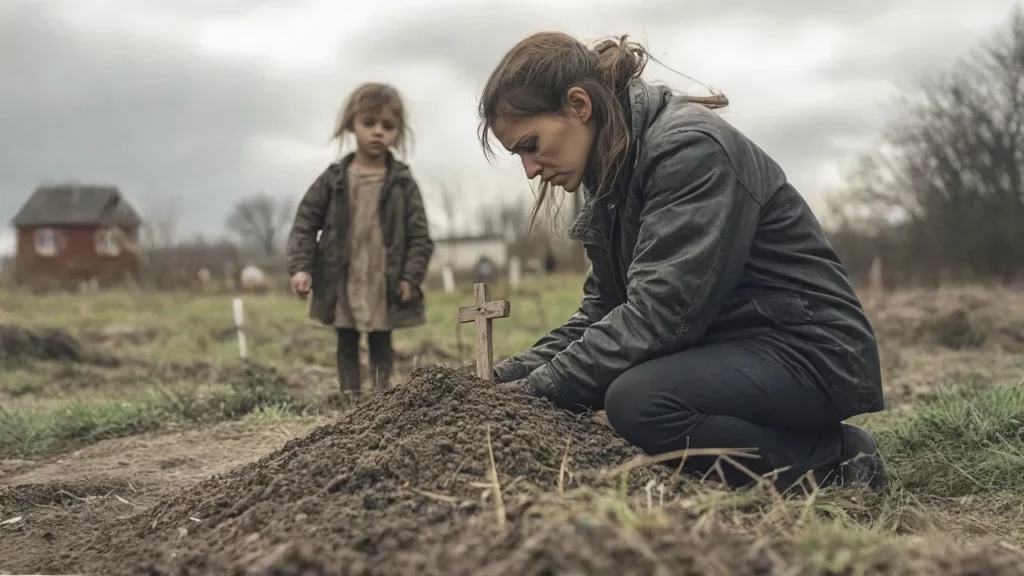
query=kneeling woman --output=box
[478,32,889,493]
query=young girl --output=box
[286,82,434,402]
[479,33,889,494]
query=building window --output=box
[34,228,58,257]
[95,227,122,256]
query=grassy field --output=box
[2,275,1024,573]
[0,275,581,458]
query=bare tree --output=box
[476,198,567,267]
[833,7,1024,284]
[139,196,182,250]
[478,202,529,241]
[225,193,294,257]
[435,174,463,238]
[135,196,184,289]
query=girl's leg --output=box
[604,339,888,492]
[368,331,393,391]
[336,328,362,398]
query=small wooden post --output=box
[509,256,522,288]
[233,297,248,361]
[869,256,884,293]
[458,283,511,380]
[442,265,456,293]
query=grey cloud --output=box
[623,0,929,28]
[345,0,1015,217]
[733,103,878,187]
[344,1,889,202]
[347,0,938,84]
[2,0,1017,246]
[0,1,340,238]
[348,4,588,87]
[142,0,290,19]
[814,8,1018,88]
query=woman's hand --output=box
[496,378,540,396]
[291,272,312,300]
[397,279,416,303]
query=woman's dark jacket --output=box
[494,81,884,421]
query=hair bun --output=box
[591,35,648,97]
[592,35,628,56]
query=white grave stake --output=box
[442,265,456,293]
[233,297,248,360]
[509,256,522,289]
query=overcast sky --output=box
[1,0,1020,255]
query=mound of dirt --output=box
[1,479,145,573]
[868,288,1024,351]
[218,361,304,415]
[0,479,139,512]
[0,324,118,367]
[0,324,83,364]
[10,366,1024,575]
[56,366,663,575]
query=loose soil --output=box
[867,288,1024,352]
[7,366,663,574]
[0,359,325,463]
[0,324,117,368]
[0,417,325,571]
[4,366,1024,575]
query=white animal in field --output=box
[197,267,212,284]
[240,265,268,291]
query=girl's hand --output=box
[291,272,312,300]
[397,280,416,303]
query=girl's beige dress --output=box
[334,165,390,333]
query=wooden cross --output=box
[458,283,511,381]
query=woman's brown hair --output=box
[334,82,414,157]
[477,33,649,223]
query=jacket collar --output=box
[570,80,669,241]
[331,150,409,194]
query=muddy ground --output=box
[3,288,1024,574]
[2,366,1023,575]
[3,366,662,574]
[868,287,1024,353]
[0,323,120,368]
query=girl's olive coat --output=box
[286,153,434,329]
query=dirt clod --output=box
[0,324,84,364]
[0,324,118,367]
[868,288,1024,352]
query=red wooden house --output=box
[10,184,144,288]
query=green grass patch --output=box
[0,275,587,366]
[0,362,315,458]
[873,385,1024,495]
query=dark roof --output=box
[10,184,143,228]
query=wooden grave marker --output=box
[458,283,511,380]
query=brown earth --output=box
[0,324,118,368]
[3,366,1024,575]
[5,366,664,575]
[0,417,325,573]
[0,360,323,463]
[2,356,320,405]
[866,287,1024,352]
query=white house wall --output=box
[426,239,508,274]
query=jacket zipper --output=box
[607,201,628,302]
